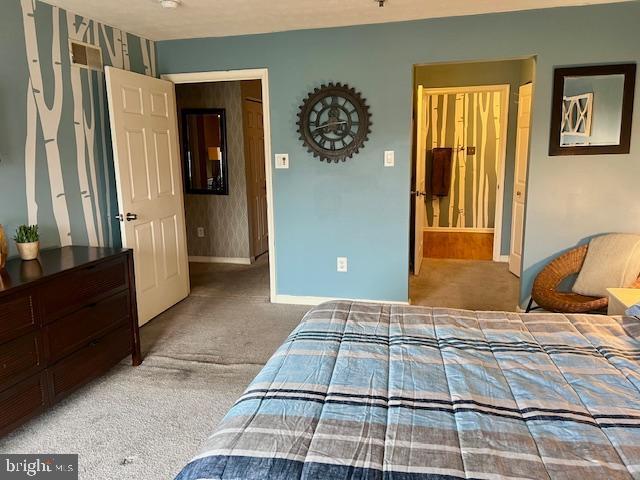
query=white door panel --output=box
[509,83,533,277]
[106,67,190,325]
[413,86,427,275]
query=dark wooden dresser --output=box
[0,246,141,436]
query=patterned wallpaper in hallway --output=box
[176,82,251,259]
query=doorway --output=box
[409,59,535,310]
[163,70,276,302]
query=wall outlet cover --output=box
[197,227,205,238]
[384,150,395,167]
[275,153,289,169]
[337,256,348,272]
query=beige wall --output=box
[176,81,251,259]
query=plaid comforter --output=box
[175,301,640,480]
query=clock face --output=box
[297,83,371,163]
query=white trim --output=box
[188,256,253,265]
[162,69,277,303]
[423,226,494,234]
[422,84,510,262]
[274,295,410,306]
[497,255,509,263]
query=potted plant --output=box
[14,225,40,261]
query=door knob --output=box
[125,213,138,221]
[411,191,427,197]
[114,213,124,222]
[516,191,522,197]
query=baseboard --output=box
[273,294,410,306]
[188,256,253,265]
[424,226,494,234]
[496,255,510,263]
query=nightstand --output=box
[607,288,640,316]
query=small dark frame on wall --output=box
[549,63,636,156]
[181,107,229,195]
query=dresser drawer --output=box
[0,373,47,436]
[48,325,131,403]
[0,292,37,344]
[40,256,128,322]
[45,290,130,363]
[0,331,44,390]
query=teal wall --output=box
[0,0,156,255]
[157,1,640,305]
[415,59,534,255]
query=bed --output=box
[175,301,640,479]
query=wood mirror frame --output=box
[549,63,636,156]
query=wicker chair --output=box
[528,244,640,313]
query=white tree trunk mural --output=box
[455,93,466,228]
[477,92,490,228]
[472,93,478,228]
[25,79,38,225]
[100,24,124,69]
[83,61,105,245]
[141,38,157,77]
[67,12,99,246]
[122,32,131,70]
[430,95,440,227]
[22,0,72,245]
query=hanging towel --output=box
[430,147,453,197]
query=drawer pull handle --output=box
[89,340,98,347]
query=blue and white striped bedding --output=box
[176,301,640,479]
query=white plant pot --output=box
[16,241,40,261]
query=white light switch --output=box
[337,257,348,273]
[275,153,289,169]
[384,150,395,167]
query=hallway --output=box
[410,259,520,311]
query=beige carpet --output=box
[0,256,309,480]
[411,258,520,311]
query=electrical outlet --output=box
[275,153,289,169]
[337,257,348,273]
[197,227,205,238]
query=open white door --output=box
[509,83,533,277]
[105,67,190,325]
[413,86,427,275]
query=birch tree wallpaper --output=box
[0,0,156,255]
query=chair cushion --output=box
[573,233,640,298]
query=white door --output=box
[509,83,533,277]
[105,67,190,325]
[413,86,427,275]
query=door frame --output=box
[161,69,276,303]
[421,84,510,262]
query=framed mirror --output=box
[549,63,636,156]
[182,108,228,195]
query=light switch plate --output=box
[337,257,348,273]
[384,150,395,167]
[275,153,289,169]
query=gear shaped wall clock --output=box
[297,83,372,163]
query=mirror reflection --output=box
[561,74,625,147]
[182,108,228,194]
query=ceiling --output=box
[44,0,629,41]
